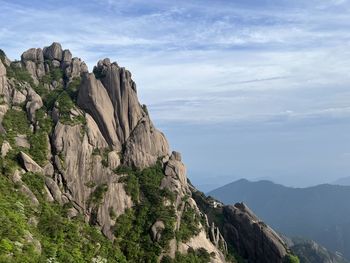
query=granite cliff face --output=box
[283,237,349,263]
[222,203,289,263]
[192,190,292,263]
[0,43,295,263]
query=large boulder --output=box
[44,177,63,204]
[43,42,63,61]
[151,220,165,242]
[107,151,120,169]
[21,48,38,62]
[65,57,88,79]
[62,49,72,64]
[26,87,43,123]
[12,89,27,105]
[21,48,45,84]
[164,151,187,186]
[1,140,12,157]
[19,151,43,174]
[123,117,169,168]
[15,134,30,148]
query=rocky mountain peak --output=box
[0,43,296,263]
[43,42,63,61]
[20,42,88,87]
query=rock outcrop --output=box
[77,59,169,168]
[21,42,88,87]
[1,140,11,157]
[222,203,289,263]
[160,151,228,262]
[285,237,350,263]
[0,43,293,263]
[19,151,44,174]
[21,48,45,85]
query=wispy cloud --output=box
[1,0,350,125]
[1,0,350,186]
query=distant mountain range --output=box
[208,179,350,260]
[283,236,349,263]
[332,176,350,186]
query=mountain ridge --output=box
[332,176,350,186]
[0,42,296,263]
[209,178,350,261]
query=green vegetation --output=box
[0,171,128,263]
[191,190,242,262]
[34,66,64,98]
[40,64,64,86]
[284,254,300,263]
[28,132,48,167]
[109,207,117,220]
[121,173,140,203]
[66,77,81,102]
[161,248,211,263]
[93,66,106,79]
[114,165,134,176]
[1,108,31,150]
[34,68,84,126]
[113,162,177,262]
[176,204,201,242]
[22,172,45,198]
[35,109,53,134]
[55,91,75,121]
[89,184,108,205]
[0,55,237,262]
[191,191,225,228]
[0,95,5,105]
[0,150,214,262]
[51,68,64,82]
[6,63,34,87]
[0,148,20,177]
[41,87,85,126]
[85,181,96,188]
[101,150,109,167]
[1,108,51,166]
[2,109,30,135]
[0,173,39,262]
[91,148,111,167]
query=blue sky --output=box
[1,0,350,191]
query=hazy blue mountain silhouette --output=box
[332,176,350,186]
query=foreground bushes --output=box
[114,163,176,262]
[0,172,127,263]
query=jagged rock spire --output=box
[77,57,169,168]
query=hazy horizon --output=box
[2,0,350,192]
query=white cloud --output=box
[0,0,350,125]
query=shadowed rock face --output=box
[94,59,142,143]
[77,73,121,148]
[222,203,289,263]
